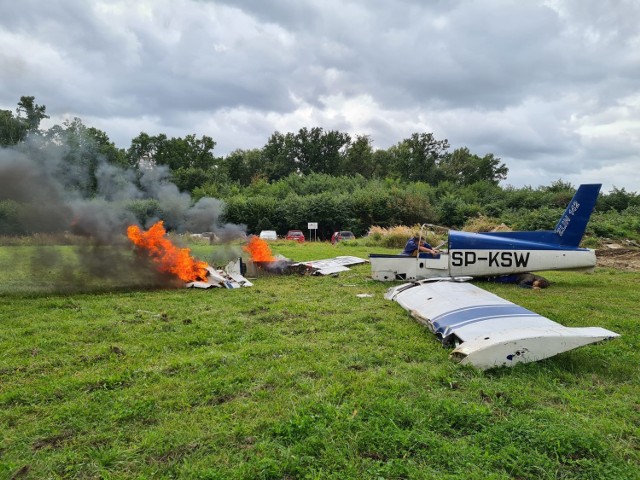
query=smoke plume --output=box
[0,136,245,292]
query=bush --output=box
[589,207,640,241]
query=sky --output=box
[1,0,639,193]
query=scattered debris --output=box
[356,293,374,298]
[291,256,369,275]
[243,255,369,277]
[185,258,253,289]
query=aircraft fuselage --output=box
[369,248,596,281]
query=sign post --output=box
[307,222,318,242]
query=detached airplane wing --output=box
[385,279,619,370]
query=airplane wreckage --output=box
[370,184,620,369]
[130,184,619,370]
[184,255,369,288]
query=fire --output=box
[243,236,275,262]
[127,221,208,282]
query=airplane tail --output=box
[552,184,601,247]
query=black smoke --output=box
[0,137,245,292]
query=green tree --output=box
[370,149,394,178]
[156,134,217,171]
[438,147,508,185]
[223,148,265,186]
[16,96,49,133]
[86,126,128,168]
[0,96,49,145]
[262,131,297,180]
[43,118,107,196]
[598,187,639,212]
[391,132,449,183]
[0,109,27,146]
[126,133,220,192]
[342,134,374,177]
[127,132,168,168]
[293,127,350,175]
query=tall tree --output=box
[438,147,508,185]
[342,134,374,177]
[126,132,168,168]
[127,133,220,192]
[155,134,217,171]
[0,96,49,145]
[223,148,264,186]
[262,131,297,180]
[392,132,449,184]
[0,109,26,146]
[44,118,105,196]
[294,127,350,175]
[16,96,49,132]
[86,126,128,168]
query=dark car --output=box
[331,231,355,244]
[285,230,305,242]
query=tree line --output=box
[2,96,639,241]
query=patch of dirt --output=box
[596,247,640,271]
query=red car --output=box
[285,230,305,242]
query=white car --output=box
[259,230,277,240]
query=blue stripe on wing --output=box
[432,304,539,340]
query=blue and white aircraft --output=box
[370,184,620,369]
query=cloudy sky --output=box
[2,0,639,192]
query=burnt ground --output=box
[596,247,640,271]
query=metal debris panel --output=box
[185,258,252,289]
[292,256,368,275]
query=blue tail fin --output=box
[553,184,601,247]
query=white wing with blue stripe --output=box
[385,279,619,370]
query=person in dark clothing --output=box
[402,235,439,256]
[488,273,550,289]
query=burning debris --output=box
[127,221,252,289]
[185,258,253,289]
[126,226,366,289]
[243,236,275,262]
[127,221,208,282]
[242,236,368,276]
[1,139,247,292]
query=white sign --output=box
[308,222,318,229]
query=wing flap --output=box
[386,280,619,369]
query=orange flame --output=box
[127,221,208,282]
[243,236,275,262]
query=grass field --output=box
[1,240,639,479]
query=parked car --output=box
[285,230,305,242]
[259,230,277,240]
[331,230,355,244]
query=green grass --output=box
[1,240,639,479]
